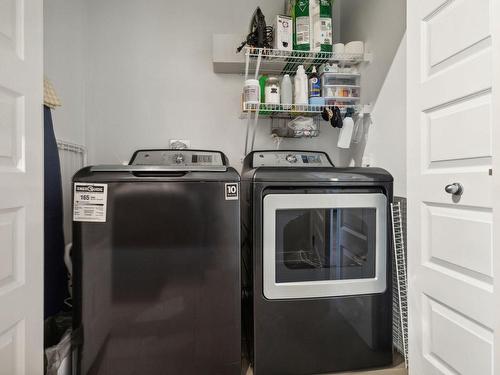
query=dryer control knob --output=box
[286,154,298,163]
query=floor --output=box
[243,353,407,375]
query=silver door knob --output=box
[445,183,463,196]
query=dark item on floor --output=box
[44,312,72,375]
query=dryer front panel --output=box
[263,193,387,299]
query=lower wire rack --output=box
[242,102,364,118]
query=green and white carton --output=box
[291,0,333,52]
[293,0,311,51]
[312,0,333,52]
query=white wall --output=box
[83,0,348,168]
[44,0,86,145]
[338,0,406,105]
[365,35,406,197]
[44,0,406,176]
[337,0,407,196]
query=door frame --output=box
[492,0,500,373]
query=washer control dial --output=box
[174,154,184,164]
[286,154,298,163]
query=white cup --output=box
[334,43,345,53]
[345,41,364,54]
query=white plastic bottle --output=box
[294,65,308,105]
[281,75,293,109]
[337,116,354,149]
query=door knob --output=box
[445,183,463,196]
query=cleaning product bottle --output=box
[281,74,293,109]
[308,66,321,99]
[259,75,268,103]
[294,65,309,105]
[259,75,270,114]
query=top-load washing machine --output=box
[72,149,241,375]
[241,150,393,375]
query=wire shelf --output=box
[391,202,409,369]
[242,102,363,119]
[271,117,320,138]
[244,47,371,76]
[324,96,361,102]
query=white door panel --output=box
[422,295,493,375]
[426,0,490,68]
[426,204,492,278]
[408,0,496,373]
[0,0,43,374]
[421,49,492,110]
[426,92,492,163]
[418,254,494,328]
[419,173,492,208]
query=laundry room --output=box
[0,0,498,374]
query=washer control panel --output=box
[131,150,225,166]
[252,151,332,168]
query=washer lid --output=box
[90,165,227,173]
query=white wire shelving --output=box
[241,46,372,152]
[391,202,409,369]
[243,47,372,76]
[241,102,367,119]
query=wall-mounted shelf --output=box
[323,84,360,88]
[321,72,361,78]
[211,32,375,151]
[241,103,371,119]
[211,35,373,75]
[244,47,372,77]
[324,96,361,102]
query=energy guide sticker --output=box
[73,183,108,222]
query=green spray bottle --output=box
[259,75,270,115]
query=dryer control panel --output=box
[252,151,332,168]
[130,150,225,167]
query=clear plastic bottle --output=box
[281,74,293,109]
[265,77,281,105]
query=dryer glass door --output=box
[263,193,387,299]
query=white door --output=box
[0,0,44,374]
[407,0,496,374]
